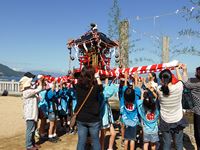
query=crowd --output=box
[19,64,200,150]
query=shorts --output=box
[48,112,57,121]
[124,126,137,141]
[143,132,159,143]
[38,109,47,119]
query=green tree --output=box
[108,0,121,40]
[173,0,200,56]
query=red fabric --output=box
[171,74,178,84]
[146,112,155,120]
[125,103,133,110]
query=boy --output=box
[120,72,141,150]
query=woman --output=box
[157,69,187,150]
[19,72,43,150]
[179,64,200,150]
[74,66,102,150]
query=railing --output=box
[0,80,21,95]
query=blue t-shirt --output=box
[38,90,48,116]
[57,88,69,113]
[120,86,141,127]
[67,87,77,112]
[46,89,57,113]
[137,99,159,134]
[100,83,118,119]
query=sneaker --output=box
[39,134,48,142]
[35,129,40,138]
[53,136,62,141]
[68,129,75,135]
[34,144,41,149]
[48,138,57,143]
[27,146,38,150]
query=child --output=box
[19,72,43,150]
[45,80,61,143]
[100,77,118,150]
[118,78,125,147]
[38,88,48,141]
[137,89,159,150]
[120,72,141,150]
[57,82,69,129]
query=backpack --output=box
[181,81,195,109]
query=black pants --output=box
[194,113,200,150]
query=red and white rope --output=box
[99,60,179,77]
[37,60,179,85]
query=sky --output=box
[0,0,199,74]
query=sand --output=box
[0,96,25,138]
[0,96,197,150]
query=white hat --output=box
[19,76,33,91]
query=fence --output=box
[0,80,21,95]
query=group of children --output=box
[36,80,77,143]
[21,70,166,150]
[118,71,159,150]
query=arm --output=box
[133,72,139,87]
[23,80,43,99]
[146,84,158,99]
[175,64,183,81]
[95,71,102,85]
[182,64,189,82]
[124,71,128,86]
[103,83,118,99]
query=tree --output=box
[108,0,154,67]
[172,0,200,56]
[108,0,121,40]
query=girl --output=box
[46,80,61,143]
[137,89,159,150]
[100,77,118,150]
[147,72,158,90]
[37,82,49,141]
[120,72,141,150]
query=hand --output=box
[124,71,128,79]
[95,71,100,79]
[181,64,187,70]
[133,71,138,79]
[176,63,182,69]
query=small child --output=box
[137,90,159,150]
[120,72,141,150]
[100,78,118,150]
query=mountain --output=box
[0,63,24,77]
[0,63,66,81]
[30,70,65,77]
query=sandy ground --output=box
[0,96,25,138]
[0,96,197,150]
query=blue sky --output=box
[0,0,199,73]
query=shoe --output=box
[68,129,74,135]
[39,136,48,142]
[53,136,62,141]
[34,129,40,138]
[27,147,38,150]
[34,144,41,149]
[48,138,57,143]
